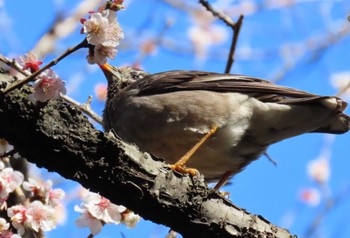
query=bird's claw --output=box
[169,164,199,177]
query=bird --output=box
[99,63,350,190]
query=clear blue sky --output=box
[1,0,350,237]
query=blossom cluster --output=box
[0,160,65,237]
[0,162,24,210]
[74,191,140,235]
[81,7,124,65]
[18,52,66,103]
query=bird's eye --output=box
[130,70,145,80]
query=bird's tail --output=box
[310,97,349,134]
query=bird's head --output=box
[99,63,148,90]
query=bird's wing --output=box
[129,70,335,105]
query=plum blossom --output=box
[81,9,124,65]
[74,191,127,235]
[47,188,65,207]
[82,10,123,46]
[299,188,321,206]
[82,192,125,224]
[87,42,117,65]
[7,204,27,235]
[0,218,10,232]
[94,83,107,101]
[0,168,24,199]
[23,177,65,207]
[74,205,103,235]
[18,52,43,73]
[22,177,52,198]
[0,231,21,238]
[25,201,55,232]
[82,12,109,45]
[307,155,330,184]
[30,69,66,103]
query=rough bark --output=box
[0,72,295,237]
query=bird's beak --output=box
[98,63,121,83]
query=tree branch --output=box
[0,72,295,237]
[199,0,244,73]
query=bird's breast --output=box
[105,90,263,181]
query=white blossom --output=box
[30,69,66,103]
[25,201,56,232]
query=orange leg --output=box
[213,170,234,191]
[169,126,218,176]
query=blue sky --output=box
[1,0,350,237]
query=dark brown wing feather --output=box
[128,70,329,105]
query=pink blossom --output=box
[94,83,107,101]
[83,192,125,224]
[47,188,65,206]
[74,205,103,235]
[25,201,55,232]
[82,9,123,65]
[83,12,110,45]
[0,231,21,238]
[87,42,117,65]
[299,188,321,206]
[23,177,52,198]
[18,52,43,73]
[7,204,27,235]
[307,157,330,184]
[83,10,122,46]
[0,168,24,199]
[30,69,66,103]
[0,218,10,232]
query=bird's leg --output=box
[169,126,218,176]
[213,170,234,191]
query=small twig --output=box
[60,95,103,125]
[1,38,88,95]
[199,0,244,73]
[224,15,244,74]
[263,152,278,166]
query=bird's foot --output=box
[169,164,199,177]
[168,126,218,177]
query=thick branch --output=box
[0,72,295,238]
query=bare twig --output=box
[1,39,88,95]
[263,152,278,166]
[199,0,244,73]
[61,95,103,125]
